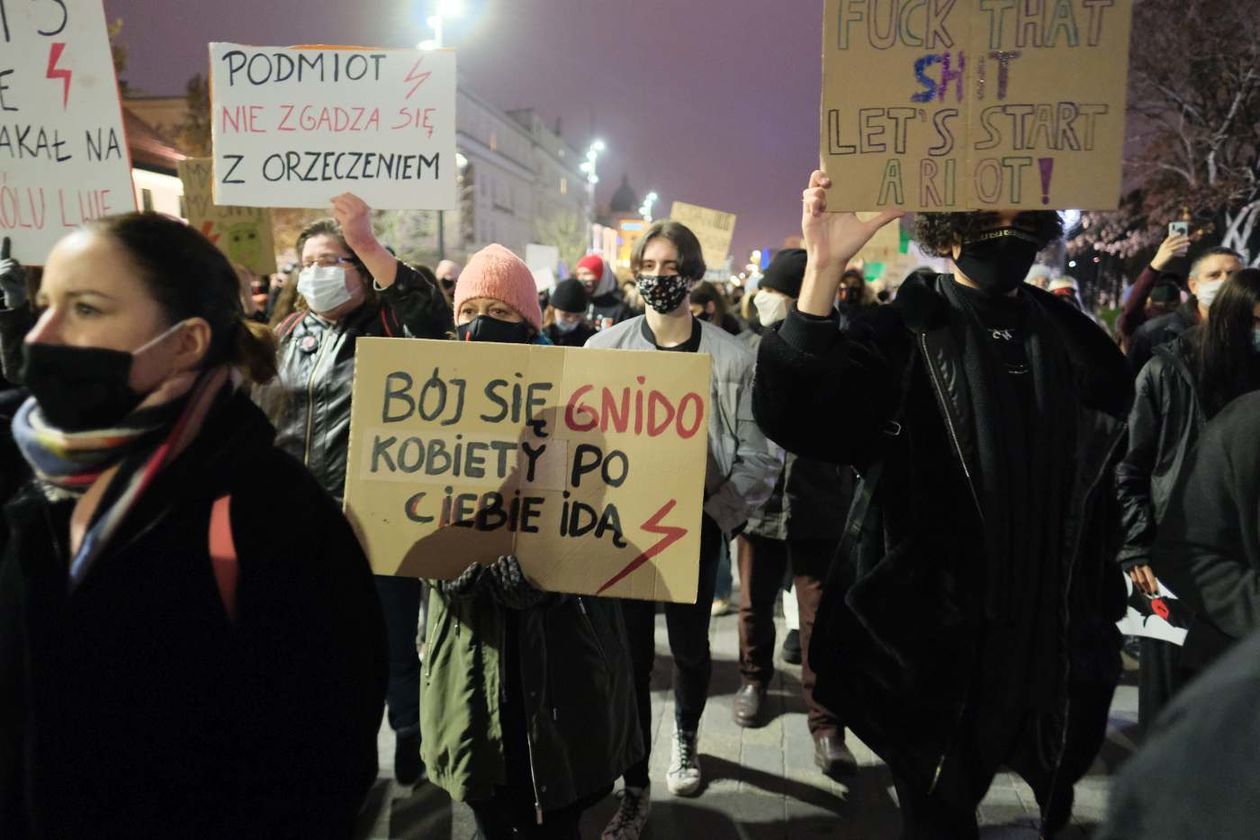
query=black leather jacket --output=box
[255,262,451,501]
[1115,332,1204,571]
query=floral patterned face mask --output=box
[635,274,691,314]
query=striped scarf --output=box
[11,366,232,588]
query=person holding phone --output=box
[1128,244,1243,373]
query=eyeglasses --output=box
[301,255,357,270]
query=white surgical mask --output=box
[1195,278,1225,310]
[298,265,352,313]
[754,289,789,327]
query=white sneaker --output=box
[601,784,651,839]
[666,729,702,796]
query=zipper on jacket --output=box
[302,329,334,466]
[919,334,984,521]
[577,597,611,672]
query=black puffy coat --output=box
[255,263,451,501]
[1115,332,1204,571]
[0,389,387,839]
[753,274,1132,806]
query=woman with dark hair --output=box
[689,281,742,335]
[1115,267,1260,726]
[0,213,387,839]
[420,244,641,840]
[255,193,451,785]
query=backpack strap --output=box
[208,495,239,622]
[275,311,304,341]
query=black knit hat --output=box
[550,278,590,313]
[759,249,807,298]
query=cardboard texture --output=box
[178,158,278,275]
[209,43,457,210]
[343,338,711,603]
[820,0,1133,211]
[0,0,137,263]
[669,201,737,271]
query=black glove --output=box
[485,555,548,610]
[0,238,27,310]
[434,562,486,601]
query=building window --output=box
[489,131,498,152]
[560,177,568,195]
[141,189,154,212]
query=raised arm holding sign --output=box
[210,43,457,211]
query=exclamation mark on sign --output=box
[1038,158,1054,206]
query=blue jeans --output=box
[374,576,423,736]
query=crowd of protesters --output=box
[1,170,1259,840]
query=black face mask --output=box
[21,343,144,432]
[456,315,534,344]
[954,228,1041,297]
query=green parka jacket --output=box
[420,586,642,814]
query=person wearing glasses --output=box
[256,192,451,787]
[752,171,1133,839]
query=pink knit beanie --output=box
[453,244,543,331]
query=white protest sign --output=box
[210,44,456,211]
[525,243,560,273]
[1117,575,1189,646]
[0,0,137,263]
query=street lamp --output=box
[580,139,605,230]
[418,0,463,49]
[639,191,658,222]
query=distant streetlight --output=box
[639,191,658,222]
[582,139,606,226]
[418,0,463,49]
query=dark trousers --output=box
[891,679,1113,840]
[738,534,839,736]
[469,799,583,840]
[374,576,423,736]
[1137,636,1186,734]
[619,515,722,788]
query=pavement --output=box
[357,605,1140,839]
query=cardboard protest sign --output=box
[525,243,560,291]
[820,0,1133,211]
[1117,576,1189,646]
[178,158,277,275]
[670,201,737,271]
[0,0,137,263]
[344,338,711,603]
[209,43,456,211]
[854,212,903,264]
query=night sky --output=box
[105,0,823,262]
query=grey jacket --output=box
[586,316,781,533]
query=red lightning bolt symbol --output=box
[200,221,220,244]
[596,499,687,595]
[46,43,71,109]
[403,58,431,100]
